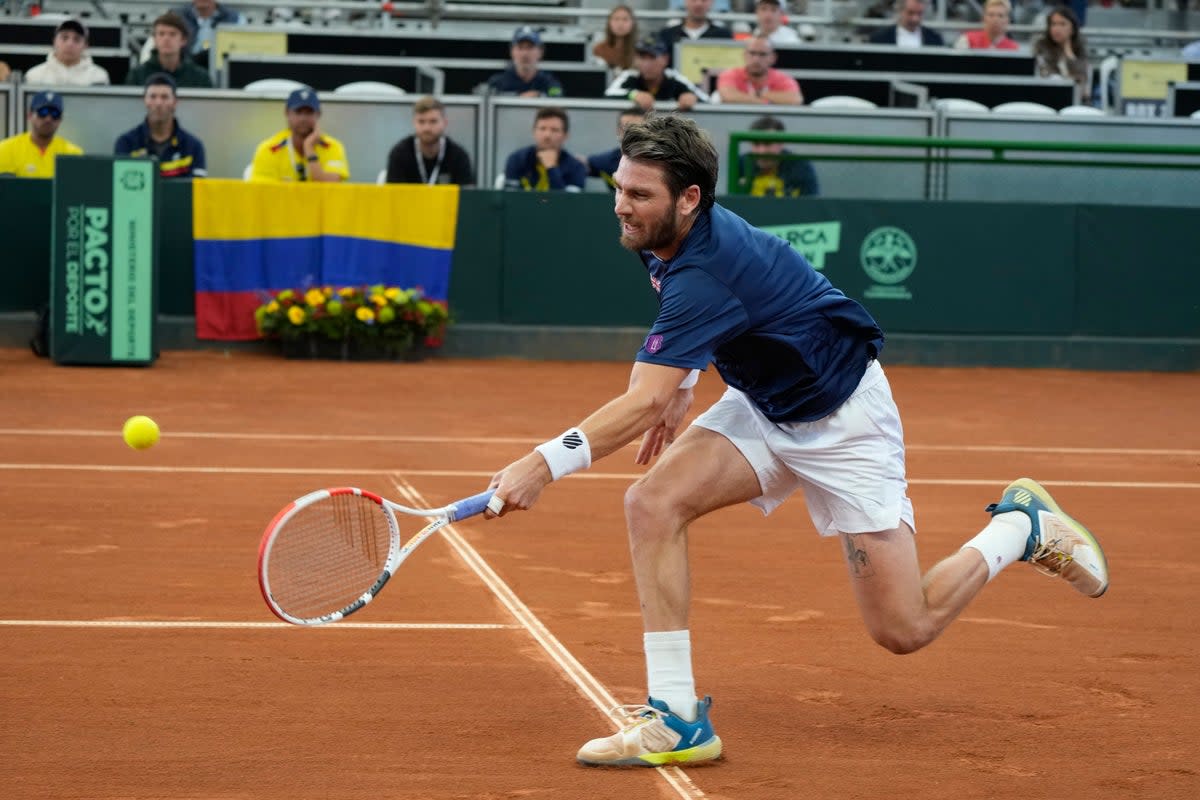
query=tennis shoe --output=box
[576,696,722,767]
[986,478,1109,598]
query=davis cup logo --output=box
[645,334,664,354]
[860,226,917,301]
[860,226,917,285]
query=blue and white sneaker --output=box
[576,696,722,767]
[987,478,1109,598]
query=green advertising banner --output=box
[50,157,158,365]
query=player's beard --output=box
[618,204,679,253]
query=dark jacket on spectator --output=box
[868,26,945,46]
[126,50,213,88]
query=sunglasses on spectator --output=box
[746,50,772,57]
[35,107,62,119]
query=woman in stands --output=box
[954,0,1019,51]
[593,5,639,79]
[1033,6,1090,100]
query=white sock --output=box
[961,511,1033,581]
[644,630,698,722]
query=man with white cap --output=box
[24,18,111,86]
[754,0,800,45]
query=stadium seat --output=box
[334,81,407,97]
[1191,109,1200,120]
[1059,105,1105,116]
[932,98,989,113]
[243,164,253,181]
[376,169,387,185]
[809,95,878,109]
[1098,54,1120,112]
[992,101,1057,115]
[243,79,307,92]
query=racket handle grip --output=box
[450,489,496,521]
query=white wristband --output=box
[678,369,700,389]
[534,428,592,481]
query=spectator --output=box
[23,19,111,86]
[0,92,83,178]
[0,61,10,81]
[658,0,734,66]
[954,0,1019,51]
[1183,39,1200,60]
[755,0,800,46]
[1033,6,1089,99]
[503,107,586,192]
[715,37,803,105]
[249,87,349,183]
[605,37,707,111]
[868,0,945,47]
[592,5,639,78]
[736,115,819,197]
[114,74,207,179]
[486,26,564,98]
[385,96,476,186]
[127,12,213,88]
[175,0,247,68]
[582,105,646,191]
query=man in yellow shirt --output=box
[248,87,349,182]
[0,92,83,178]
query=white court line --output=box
[0,427,1197,456]
[0,620,518,630]
[1,463,1196,490]
[390,476,707,800]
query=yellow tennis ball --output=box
[122,415,160,450]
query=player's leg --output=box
[817,364,1108,653]
[577,389,794,767]
[839,525,989,654]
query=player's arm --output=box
[486,361,691,515]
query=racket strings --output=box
[267,494,396,620]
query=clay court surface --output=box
[1,348,1197,800]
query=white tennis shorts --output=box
[692,359,915,536]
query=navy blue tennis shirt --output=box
[636,204,884,423]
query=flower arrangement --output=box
[254,285,449,359]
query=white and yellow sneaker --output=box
[576,696,722,767]
[987,478,1110,598]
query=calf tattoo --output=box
[842,534,876,578]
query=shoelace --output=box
[610,703,667,730]
[1029,536,1074,577]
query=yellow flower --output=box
[338,287,357,298]
[266,301,280,313]
[370,294,388,308]
[322,286,334,299]
[384,288,402,301]
[304,289,325,307]
[287,306,307,325]
[277,289,295,301]
[356,306,376,322]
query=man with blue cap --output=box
[115,73,208,178]
[485,25,564,97]
[0,91,83,178]
[248,86,349,182]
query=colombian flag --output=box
[193,180,459,340]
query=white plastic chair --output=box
[1059,105,1105,116]
[493,172,506,190]
[809,95,878,110]
[243,78,306,93]
[932,98,989,113]
[992,101,1057,115]
[376,169,387,185]
[1191,109,1200,120]
[243,163,254,181]
[334,81,406,97]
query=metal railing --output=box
[726,130,1200,195]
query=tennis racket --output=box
[257,487,497,626]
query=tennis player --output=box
[485,114,1109,767]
